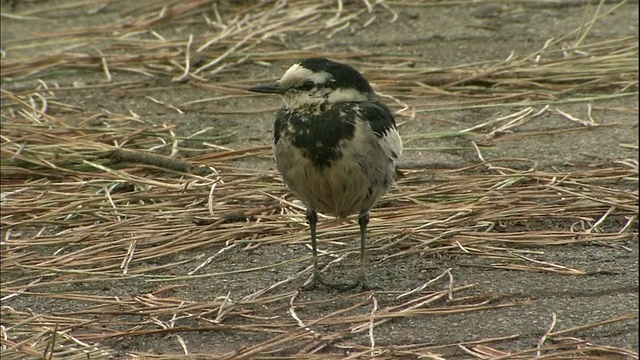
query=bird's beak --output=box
[247,83,282,94]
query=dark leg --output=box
[302,209,321,290]
[301,210,372,291]
[357,212,370,289]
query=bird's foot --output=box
[301,273,335,291]
[301,275,378,292]
[344,278,380,292]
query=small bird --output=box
[248,58,402,290]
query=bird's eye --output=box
[299,81,315,91]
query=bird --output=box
[248,57,402,290]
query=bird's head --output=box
[248,58,375,110]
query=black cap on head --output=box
[299,58,374,94]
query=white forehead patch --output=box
[277,63,333,88]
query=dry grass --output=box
[1,0,638,359]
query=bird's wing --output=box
[358,102,403,161]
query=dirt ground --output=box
[1,1,638,359]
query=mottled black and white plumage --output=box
[248,57,402,290]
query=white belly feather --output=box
[275,120,402,217]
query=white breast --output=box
[275,119,401,217]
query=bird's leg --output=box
[357,212,371,290]
[301,210,373,292]
[302,208,322,290]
